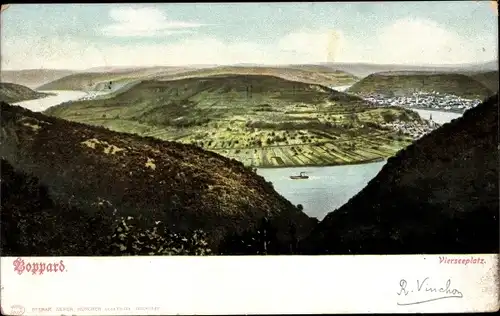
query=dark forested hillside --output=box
[300,94,499,254]
[0,102,317,256]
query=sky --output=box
[1,2,498,70]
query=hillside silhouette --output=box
[348,72,494,99]
[38,65,357,92]
[0,69,76,89]
[154,66,358,87]
[0,102,317,255]
[0,82,54,103]
[37,67,190,91]
[300,94,499,254]
[470,71,499,93]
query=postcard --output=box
[0,2,498,315]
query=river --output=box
[13,90,106,112]
[410,108,462,125]
[257,161,386,220]
[14,89,463,220]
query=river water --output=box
[410,108,462,125]
[14,89,464,220]
[257,162,386,219]
[13,90,106,112]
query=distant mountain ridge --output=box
[0,69,77,89]
[38,65,359,92]
[347,72,494,99]
[300,94,499,254]
[37,68,191,91]
[317,60,499,77]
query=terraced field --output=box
[44,75,418,168]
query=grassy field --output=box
[45,74,419,168]
[347,71,495,99]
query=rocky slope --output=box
[300,94,499,254]
[0,102,317,256]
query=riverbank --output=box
[251,157,386,170]
[406,106,465,114]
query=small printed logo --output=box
[10,305,25,316]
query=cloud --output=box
[100,7,206,37]
[371,18,498,65]
[2,18,497,70]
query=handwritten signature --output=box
[397,277,463,305]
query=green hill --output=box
[44,75,423,168]
[155,65,359,87]
[347,72,494,99]
[0,82,54,103]
[37,65,358,92]
[0,102,317,255]
[300,94,499,255]
[470,71,499,92]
